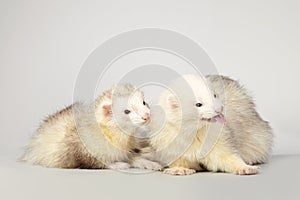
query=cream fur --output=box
[22,84,161,170]
[206,75,273,164]
[147,74,272,175]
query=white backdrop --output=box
[0,0,299,158]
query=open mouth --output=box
[142,121,149,125]
[141,119,150,125]
[202,114,226,125]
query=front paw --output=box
[108,162,131,170]
[132,158,162,171]
[163,167,196,176]
[235,165,260,175]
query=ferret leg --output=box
[131,157,162,171]
[163,167,196,176]
[163,159,197,176]
[108,162,131,170]
[204,145,260,175]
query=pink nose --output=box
[142,113,150,121]
[215,106,223,114]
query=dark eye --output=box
[214,94,217,98]
[143,101,146,105]
[195,103,202,107]
[124,109,131,114]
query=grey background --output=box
[0,1,300,200]
[1,0,299,157]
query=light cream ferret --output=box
[206,75,273,165]
[22,84,161,170]
[147,74,272,175]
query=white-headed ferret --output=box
[147,74,273,175]
[22,84,161,170]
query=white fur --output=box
[207,75,273,164]
[131,157,162,171]
[22,84,161,170]
[147,74,273,175]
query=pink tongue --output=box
[214,114,226,124]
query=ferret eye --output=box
[214,94,217,98]
[124,109,131,114]
[143,101,146,105]
[195,103,202,107]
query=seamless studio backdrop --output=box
[1,1,299,165]
[1,1,300,200]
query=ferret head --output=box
[160,74,226,127]
[95,84,151,130]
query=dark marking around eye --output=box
[195,103,202,107]
[143,101,146,105]
[124,109,131,114]
[214,94,217,98]
[132,148,141,153]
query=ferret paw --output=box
[163,167,196,176]
[235,165,260,175]
[132,158,162,171]
[108,162,131,170]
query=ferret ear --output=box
[167,94,179,109]
[101,102,112,116]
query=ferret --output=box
[22,84,161,170]
[146,74,272,175]
[206,75,273,165]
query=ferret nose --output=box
[215,106,223,114]
[142,113,150,121]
